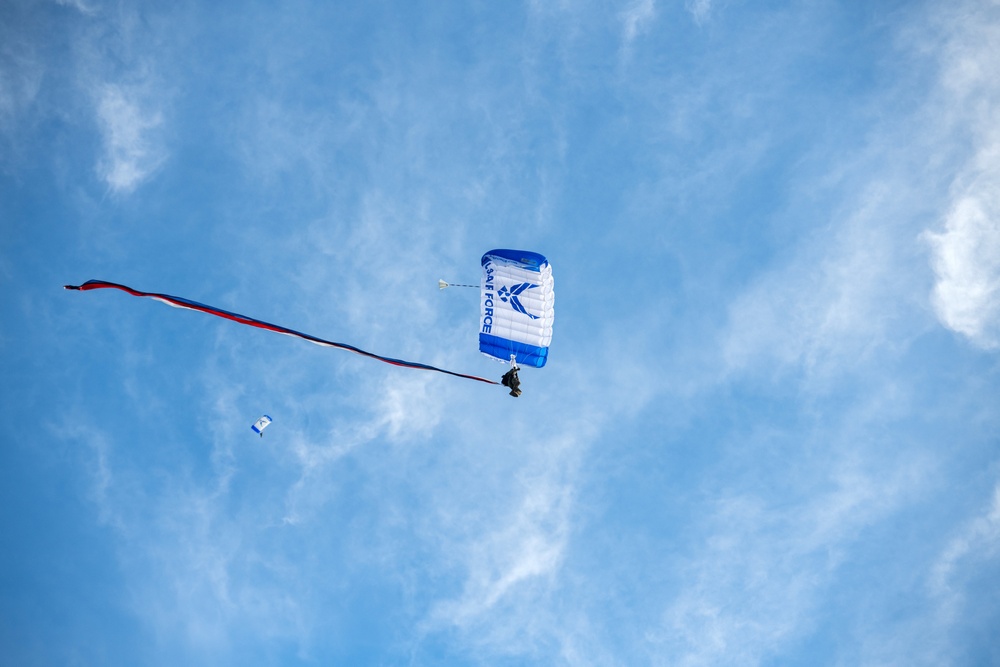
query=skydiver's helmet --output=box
[501,367,522,397]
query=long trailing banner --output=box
[65,280,500,386]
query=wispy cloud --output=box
[621,0,656,47]
[55,0,97,16]
[95,83,165,194]
[930,483,1000,622]
[0,51,43,132]
[0,10,45,153]
[718,0,1000,380]
[652,451,925,666]
[420,431,578,660]
[60,394,315,659]
[685,0,713,25]
[720,185,921,384]
[428,465,572,627]
[51,417,125,532]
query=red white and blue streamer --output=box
[65,280,500,385]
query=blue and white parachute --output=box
[480,249,554,368]
[251,415,272,436]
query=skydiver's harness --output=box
[500,354,522,397]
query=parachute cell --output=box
[480,249,554,368]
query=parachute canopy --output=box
[251,415,272,436]
[480,249,554,368]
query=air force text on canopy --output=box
[481,262,496,334]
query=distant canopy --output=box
[479,249,554,368]
[251,415,272,435]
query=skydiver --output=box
[501,365,522,397]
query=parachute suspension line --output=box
[65,280,502,386]
[438,280,478,289]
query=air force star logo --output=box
[498,283,540,319]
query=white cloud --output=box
[51,418,125,531]
[923,1,1000,349]
[375,372,444,441]
[651,455,922,666]
[0,15,44,141]
[411,427,582,662]
[925,187,1000,349]
[55,0,98,15]
[428,473,571,628]
[621,0,656,47]
[95,83,165,194]
[721,186,917,383]
[930,483,1000,620]
[685,0,713,25]
[0,56,42,130]
[721,0,1000,377]
[60,399,314,658]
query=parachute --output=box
[479,249,554,368]
[251,415,272,437]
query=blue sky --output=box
[2,0,999,665]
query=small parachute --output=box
[251,415,272,437]
[479,249,554,368]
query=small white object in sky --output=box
[251,415,272,437]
